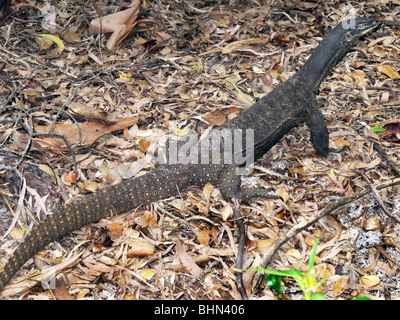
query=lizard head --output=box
[340,17,380,44]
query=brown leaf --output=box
[376,64,400,79]
[142,210,158,228]
[63,28,81,43]
[333,277,350,296]
[138,139,151,152]
[256,238,275,253]
[127,240,155,256]
[361,275,380,286]
[175,240,202,277]
[203,109,227,126]
[197,229,210,245]
[33,117,139,152]
[222,37,268,54]
[61,170,81,185]
[89,1,140,51]
[107,222,123,239]
[53,282,74,300]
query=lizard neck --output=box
[294,26,355,93]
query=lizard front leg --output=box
[305,99,330,156]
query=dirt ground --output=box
[0,0,399,300]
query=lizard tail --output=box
[0,165,193,292]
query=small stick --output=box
[232,198,248,300]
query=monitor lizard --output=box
[0,17,380,296]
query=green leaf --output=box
[352,296,372,300]
[311,293,327,300]
[308,238,320,273]
[371,124,386,136]
[260,268,302,280]
[37,34,65,52]
[264,274,282,293]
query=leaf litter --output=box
[0,0,399,300]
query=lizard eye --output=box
[357,23,366,29]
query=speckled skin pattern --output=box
[0,18,379,292]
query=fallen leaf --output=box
[138,139,151,152]
[222,37,268,54]
[33,117,139,152]
[361,275,380,286]
[82,180,100,192]
[197,229,210,245]
[220,204,233,221]
[256,238,275,253]
[76,289,90,299]
[381,119,400,144]
[61,170,81,185]
[333,277,350,296]
[107,222,123,239]
[175,240,202,277]
[38,34,64,52]
[142,210,158,228]
[287,248,301,259]
[376,64,400,79]
[363,215,380,231]
[89,1,140,50]
[203,109,227,126]
[141,268,157,280]
[63,28,81,42]
[276,186,289,203]
[127,240,155,256]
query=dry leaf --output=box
[82,180,100,192]
[63,28,81,42]
[175,240,202,277]
[361,275,380,286]
[127,240,155,256]
[376,64,400,79]
[256,238,275,253]
[61,170,80,185]
[190,196,209,216]
[142,210,158,228]
[34,117,139,152]
[203,109,227,126]
[89,1,140,50]
[203,182,214,202]
[287,249,300,259]
[333,277,350,296]
[76,289,90,299]
[141,268,157,280]
[107,222,123,239]
[138,139,151,152]
[222,37,268,54]
[363,215,380,231]
[220,204,233,221]
[9,227,24,241]
[197,229,210,245]
[276,186,289,203]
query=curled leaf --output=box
[38,34,65,52]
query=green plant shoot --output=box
[371,124,386,136]
[250,238,328,300]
